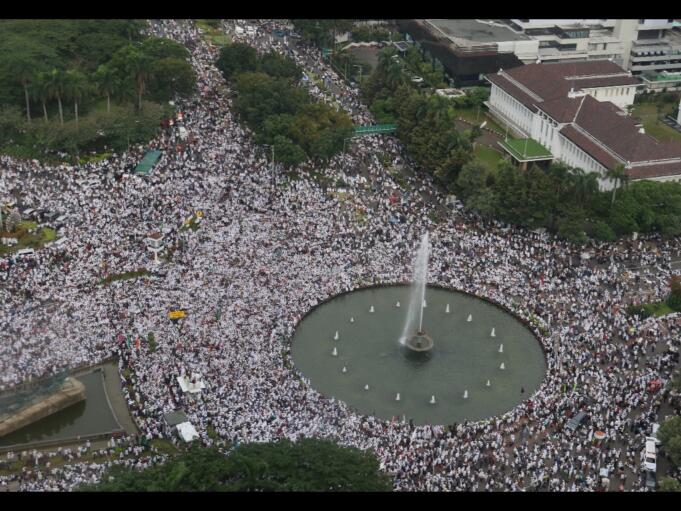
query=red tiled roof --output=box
[573,95,681,163]
[485,73,539,111]
[502,60,641,101]
[536,96,582,122]
[627,162,681,180]
[559,125,622,169]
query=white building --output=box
[499,19,681,75]
[485,60,681,187]
[614,19,681,74]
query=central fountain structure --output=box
[291,230,548,425]
[400,233,434,353]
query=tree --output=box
[93,64,118,113]
[658,477,681,492]
[110,45,152,112]
[258,51,301,81]
[5,55,37,123]
[667,275,681,312]
[80,440,393,492]
[31,72,52,122]
[658,416,681,467]
[45,68,67,125]
[216,43,258,80]
[149,58,196,100]
[606,164,628,205]
[65,70,89,127]
[271,135,307,167]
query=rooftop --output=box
[426,19,530,44]
[498,138,553,161]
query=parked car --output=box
[646,470,657,490]
[642,438,657,472]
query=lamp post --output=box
[343,137,354,154]
[353,65,363,85]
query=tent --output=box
[176,422,199,442]
[135,150,163,176]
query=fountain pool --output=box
[291,285,546,425]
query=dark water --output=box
[0,371,121,447]
[292,285,547,426]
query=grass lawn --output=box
[645,301,676,317]
[196,20,231,47]
[631,102,681,142]
[454,106,505,133]
[0,224,57,255]
[100,269,151,286]
[474,144,504,172]
[150,438,180,455]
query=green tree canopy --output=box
[215,43,258,80]
[79,439,393,492]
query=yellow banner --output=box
[168,310,186,319]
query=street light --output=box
[343,137,354,154]
[353,64,363,85]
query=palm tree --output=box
[7,57,35,123]
[123,48,151,113]
[31,72,51,123]
[65,70,88,127]
[93,64,117,113]
[606,164,628,205]
[45,68,67,126]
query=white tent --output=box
[176,422,199,442]
[177,374,206,394]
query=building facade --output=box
[485,60,681,187]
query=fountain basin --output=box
[291,284,546,426]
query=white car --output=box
[642,438,657,472]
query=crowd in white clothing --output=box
[1,19,681,492]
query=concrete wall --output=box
[0,378,86,438]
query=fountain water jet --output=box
[395,393,401,401]
[332,347,338,357]
[486,380,491,387]
[500,362,505,370]
[350,317,354,323]
[400,233,433,353]
[334,331,339,340]
[370,305,375,313]
[342,366,347,373]
[463,390,468,399]
[499,344,504,353]
[429,395,436,404]
[396,301,400,308]
[445,303,450,314]
[467,314,472,322]
[364,384,369,391]
[491,328,496,337]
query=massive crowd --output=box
[1,19,681,492]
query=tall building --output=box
[485,60,681,187]
[613,19,681,73]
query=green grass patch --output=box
[0,225,57,254]
[196,19,231,47]
[474,144,503,171]
[454,107,505,133]
[628,301,676,318]
[631,103,681,142]
[499,138,552,161]
[100,268,151,286]
[151,439,180,455]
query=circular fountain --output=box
[291,233,547,425]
